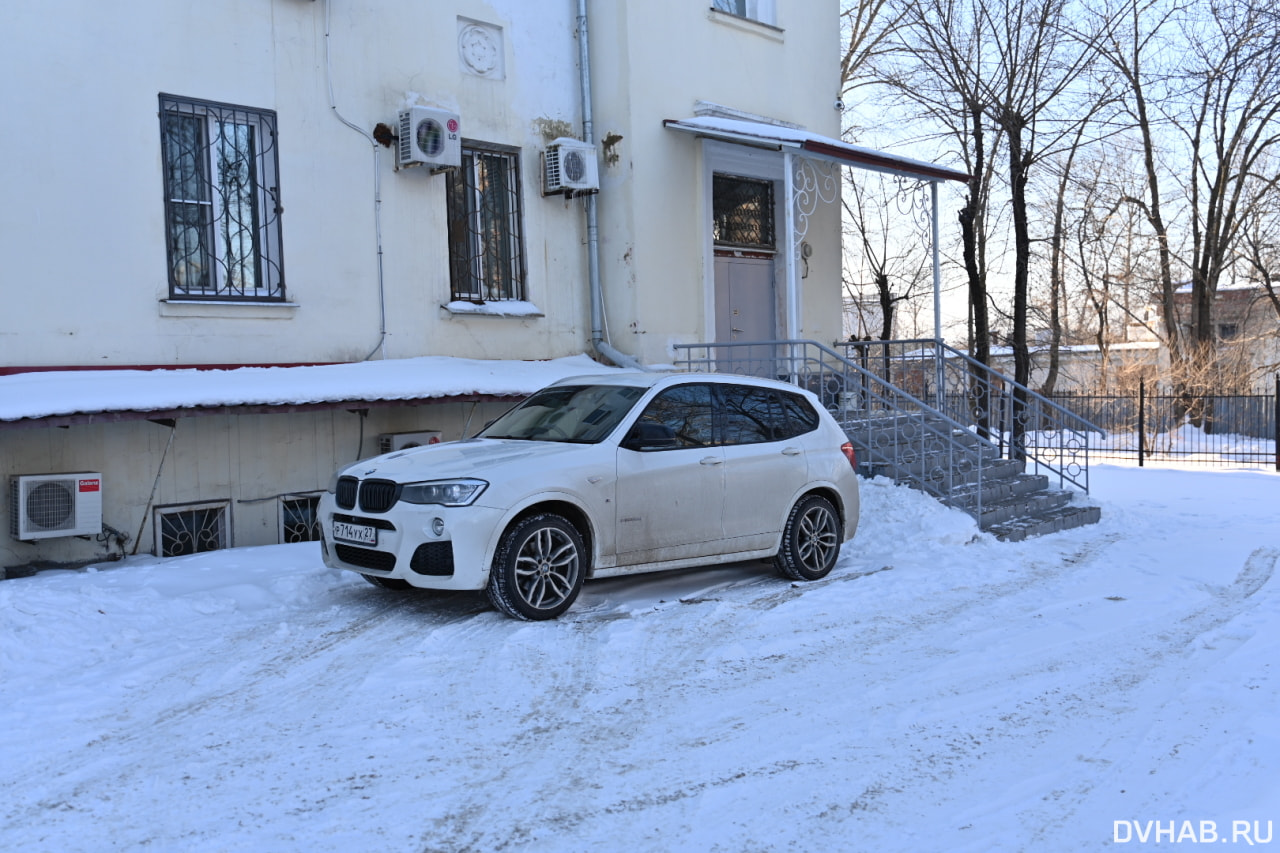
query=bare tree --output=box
[842,175,932,339]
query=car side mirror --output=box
[621,421,679,451]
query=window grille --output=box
[446,144,526,302]
[712,0,748,16]
[155,502,228,557]
[280,495,322,543]
[159,95,285,301]
[713,174,776,250]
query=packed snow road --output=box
[1,465,1277,851]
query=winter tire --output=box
[487,513,586,620]
[774,494,841,581]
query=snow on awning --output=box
[0,355,625,429]
[663,116,970,184]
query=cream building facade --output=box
[1,0,851,570]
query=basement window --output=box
[155,501,229,557]
[280,495,322,544]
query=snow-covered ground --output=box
[1,464,1277,851]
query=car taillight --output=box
[840,441,858,470]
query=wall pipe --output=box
[325,0,388,361]
[576,0,647,371]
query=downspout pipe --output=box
[577,0,648,371]
[325,0,387,361]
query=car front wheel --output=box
[774,494,841,581]
[487,513,586,620]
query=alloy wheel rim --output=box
[797,505,838,572]
[513,527,579,609]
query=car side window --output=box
[776,390,820,439]
[721,384,782,445]
[624,384,715,450]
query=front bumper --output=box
[317,493,504,591]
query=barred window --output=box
[280,495,322,543]
[713,174,776,250]
[159,95,285,301]
[446,144,526,302]
[155,501,228,557]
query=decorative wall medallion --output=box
[458,19,503,79]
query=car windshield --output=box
[479,384,646,443]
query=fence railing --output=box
[1045,379,1279,469]
[670,340,1001,519]
[837,339,1103,493]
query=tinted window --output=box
[777,391,820,439]
[721,384,782,445]
[625,384,715,450]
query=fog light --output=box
[430,517,446,537]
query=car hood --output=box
[343,438,597,482]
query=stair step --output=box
[986,505,1104,542]
[975,489,1073,528]
[942,474,1049,510]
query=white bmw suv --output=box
[319,372,859,620]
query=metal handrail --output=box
[837,339,1103,492]
[671,340,1004,521]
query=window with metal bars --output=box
[713,174,776,251]
[159,94,285,301]
[446,143,526,302]
[155,502,228,557]
[280,495,322,544]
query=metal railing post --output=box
[1138,378,1146,468]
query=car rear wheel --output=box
[487,513,586,620]
[774,494,841,581]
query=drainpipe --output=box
[325,0,388,361]
[577,0,647,371]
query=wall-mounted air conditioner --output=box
[543,138,599,196]
[9,473,104,541]
[379,431,443,454]
[398,107,462,169]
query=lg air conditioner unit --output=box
[543,138,599,196]
[10,473,103,541]
[397,107,462,169]
[379,431,443,454]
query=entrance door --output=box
[714,252,776,343]
[711,173,778,346]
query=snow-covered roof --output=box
[0,355,626,427]
[663,116,971,183]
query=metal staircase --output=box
[673,339,1104,541]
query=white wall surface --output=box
[1,0,594,367]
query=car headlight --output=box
[398,478,488,507]
[326,470,342,493]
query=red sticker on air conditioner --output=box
[79,479,100,492]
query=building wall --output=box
[1,0,847,571]
[2,0,591,367]
[2,0,844,370]
[589,0,845,364]
[1,403,511,572]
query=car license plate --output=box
[333,520,377,546]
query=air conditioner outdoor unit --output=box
[543,138,599,195]
[397,106,462,169]
[379,431,443,454]
[9,473,104,541]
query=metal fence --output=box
[1043,379,1279,469]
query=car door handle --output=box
[700,456,723,466]
[781,447,802,456]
